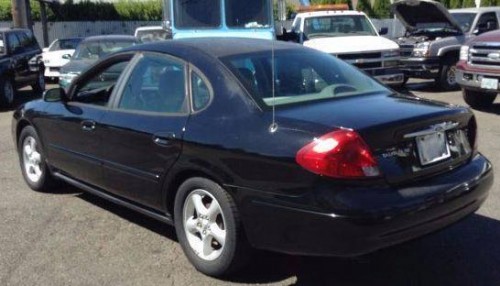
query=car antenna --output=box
[269,38,278,133]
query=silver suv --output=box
[392,0,500,90]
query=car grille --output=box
[335,52,388,70]
[400,44,414,58]
[469,42,500,68]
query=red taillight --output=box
[295,130,381,178]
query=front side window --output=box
[225,0,271,28]
[118,54,187,114]
[222,50,390,107]
[73,61,130,106]
[73,40,136,61]
[174,0,221,29]
[476,12,498,32]
[7,33,20,53]
[304,15,377,38]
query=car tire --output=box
[32,69,46,94]
[463,89,497,109]
[18,126,57,192]
[436,59,459,91]
[0,77,15,108]
[174,177,251,277]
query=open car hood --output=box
[391,0,463,33]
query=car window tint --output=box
[191,72,211,111]
[118,54,187,114]
[7,33,20,53]
[477,12,498,30]
[16,32,30,49]
[225,0,271,28]
[222,50,389,107]
[74,61,130,106]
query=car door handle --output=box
[153,132,176,147]
[81,120,96,132]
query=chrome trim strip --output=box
[404,122,459,139]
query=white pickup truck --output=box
[289,6,403,86]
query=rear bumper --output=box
[240,154,493,257]
[400,57,441,79]
[456,68,500,93]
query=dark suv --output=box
[0,28,44,108]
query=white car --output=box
[42,38,83,79]
[134,26,171,43]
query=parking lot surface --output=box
[1,82,499,286]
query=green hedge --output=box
[0,0,162,21]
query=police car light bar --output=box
[296,4,350,13]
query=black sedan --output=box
[12,38,493,277]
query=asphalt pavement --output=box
[0,81,499,286]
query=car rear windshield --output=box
[72,39,136,60]
[221,49,390,108]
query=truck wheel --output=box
[174,177,251,277]
[463,89,497,109]
[31,69,46,94]
[0,77,15,108]
[436,60,459,91]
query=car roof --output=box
[0,28,30,33]
[128,38,304,58]
[450,7,500,13]
[135,26,164,31]
[82,35,138,43]
[296,10,366,18]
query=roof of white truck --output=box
[449,7,500,13]
[296,10,366,18]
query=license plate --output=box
[416,131,450,166]
[480,77,498,90]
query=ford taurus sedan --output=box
[12,38,493,277]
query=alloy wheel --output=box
[183,189,227,261]
[22,136,43,183]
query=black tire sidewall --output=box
[32,69,45,93]
[18,126,50,191]
[0,77,14,107]
[437,62,458,91]
[174,177,240,277]
[463,89,497,109]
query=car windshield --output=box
[222,50,390,107]
[225,0,271,28]
[136,29,170,42]
[451,12,477,32]
[72,39,136,60]
[49,38,82,52]
[304,15,377,38]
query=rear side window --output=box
[191,71,211,111]
[118,54,187,114]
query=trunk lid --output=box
[277,93,475,184]
[391,0,463,34]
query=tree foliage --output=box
[0,0,162,21]
[373,0,391,19]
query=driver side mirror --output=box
[62,54,72,60]
[43,87,68,102]
[379,27,389,36]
